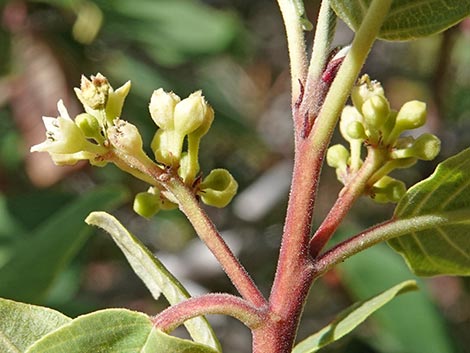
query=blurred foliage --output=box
[0,1,469,352]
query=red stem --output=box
[254,136,323,352]
[109,149,267,308]
[309,148,385,257]
[153,293,265,333]
[166,177,267,308]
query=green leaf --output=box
[144,328,220,353]
[0,297,71,353]
[85,211,221,352]
[0,186,128,303]
[292,280,417,353]
[330,0,470,41]
[389,148,470,276]
[338,242,455,353]
[25,309,218,353]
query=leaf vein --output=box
[411,157,469,215]
[439,176,470,211]
[437,226,469,259]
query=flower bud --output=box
[371,176,406,203]
[108,119,147,159]
[340,105,363,142]
[149,88,180,130]
[326,144,350,170]
[133,191,160,218]
[151,129,184,166]
[346,121,367,140]
[174,91,207,136]
[394,100,427,132]
[391,133,440,160]
[361,95,390,130]
[351,75,385,112]
[75,113,104,143]
[199,169,238,208]
[190,104,214,139]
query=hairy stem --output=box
[298,0,337,137]
[107,149,266,307]
[309,147,387,257]
[253,1,393,351]
[166,177,267,307]
[277,0,308,105]
[313,209,470,276]
[152,293,265,332]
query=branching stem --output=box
[153,293,265,333]
[165,177,267,307]
[107,149,266,308]
[309,147,387,257]
[313,209,470,276]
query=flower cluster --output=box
[136,88,238,216]
[327,75,440,203]
[30,73,131,166]
[31,74,238,218]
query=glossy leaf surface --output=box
[330,0,470,40]
[389,148,470,276]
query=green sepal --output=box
[199,169,238,208]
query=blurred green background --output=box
[0,1,469,352]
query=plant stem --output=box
[309,147,386,257]
[106,148,266,308]
[309,0,392,146]
[252,1,393,351]
[276,0,308,105]
[106,149,162,186]
[313,209,470,276]
[166,177,267,307]
[152,293,265,333]
[298,0,336,136]
[307,0,336,86]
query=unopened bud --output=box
[326,144,350,170]
[108,119,146,158]
[395,100,427,131]
[346,121,367,140]
[149,88,180,130]
[75,113,104,143]
[151,129,184,166]
[391,133,440,160]
[371,176,406,203]
[362,95,390,130]
[133,191,160,218]
[174,91,207,136]
[340,105,363,142]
